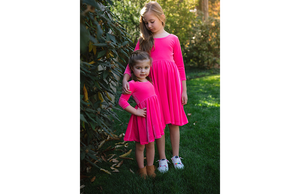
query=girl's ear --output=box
[161,14,166,20]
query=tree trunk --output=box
[202,0,209,22]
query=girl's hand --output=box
[122,80,131,94]
[135,107,147,117]
[181,91,188,105]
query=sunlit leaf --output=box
[90,176,96,182]
[100,168,111,175]
[119,149,132,158]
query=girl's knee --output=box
[145,142,155,150]
[136,143,145,152]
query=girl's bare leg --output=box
[145,142,155,166]
[168,124,180,156]
[135,142,145,168]
[156,132,167,160]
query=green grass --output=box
[81,70,220,194]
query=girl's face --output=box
[143,11,164,35]
[131,59,151,81]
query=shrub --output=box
[80,0,133,173]
[183,12,220,69]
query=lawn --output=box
[81,68,220,194]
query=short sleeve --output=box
[124,41,140,76]
[173,36,186,81]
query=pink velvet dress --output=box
[124,34,188,126]
[118,80,165,145]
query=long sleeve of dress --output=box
[124,42,140,76]
[118,82,134,109]
[173,36,186,81]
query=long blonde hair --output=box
[139,1,166,53]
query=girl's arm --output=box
[181,80,188,105]
[122,41,140,94]
[173,36,188,105]
[173,36,187,81]
[118,83,146,117]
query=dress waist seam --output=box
[137,94,157,106]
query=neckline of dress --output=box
[153,34,171,39]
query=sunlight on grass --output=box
[197,100,220,107]
[202,75,220,82]
[189,75,220,108]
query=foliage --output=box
[112,0,145,46]
[156,0,196,49]
[183,12,220,69]
[80,0,133,173]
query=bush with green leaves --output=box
[183,12,220,69]
[80,0,133,173]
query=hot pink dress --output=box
[118,80,165,145]
[124,34,188,126]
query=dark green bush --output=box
[80,0,133,173]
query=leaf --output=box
[119,157,133,160]
[82,0,101,10]
[86,167,91,173]
[105,91,112,101]
[121,41,129,46]
[107,0,113,6]
[80,114,88,123]
[115,160,123,168]
[96,24,103,39]
[90,176,96,182]
[98,92,104,102]
[97,50,106,58]
[97,140,106,150]
[103,70,109,79]
[110,159,119,163]
[100,168,111,175]
[129,169,135,174]
[119,149,132,158]
[112,169,119,173]
[94,43,108,47]
[81,151,86,160]
[93,45,97,55]
[89,41,93,52]
[107,154,116,161]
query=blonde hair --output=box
[139,1,166,53]
[128,50,153,83]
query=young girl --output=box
[118,50,165,179]
[122,2,188,173]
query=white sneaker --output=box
[171,156,184,169]
[157,159,169,173]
